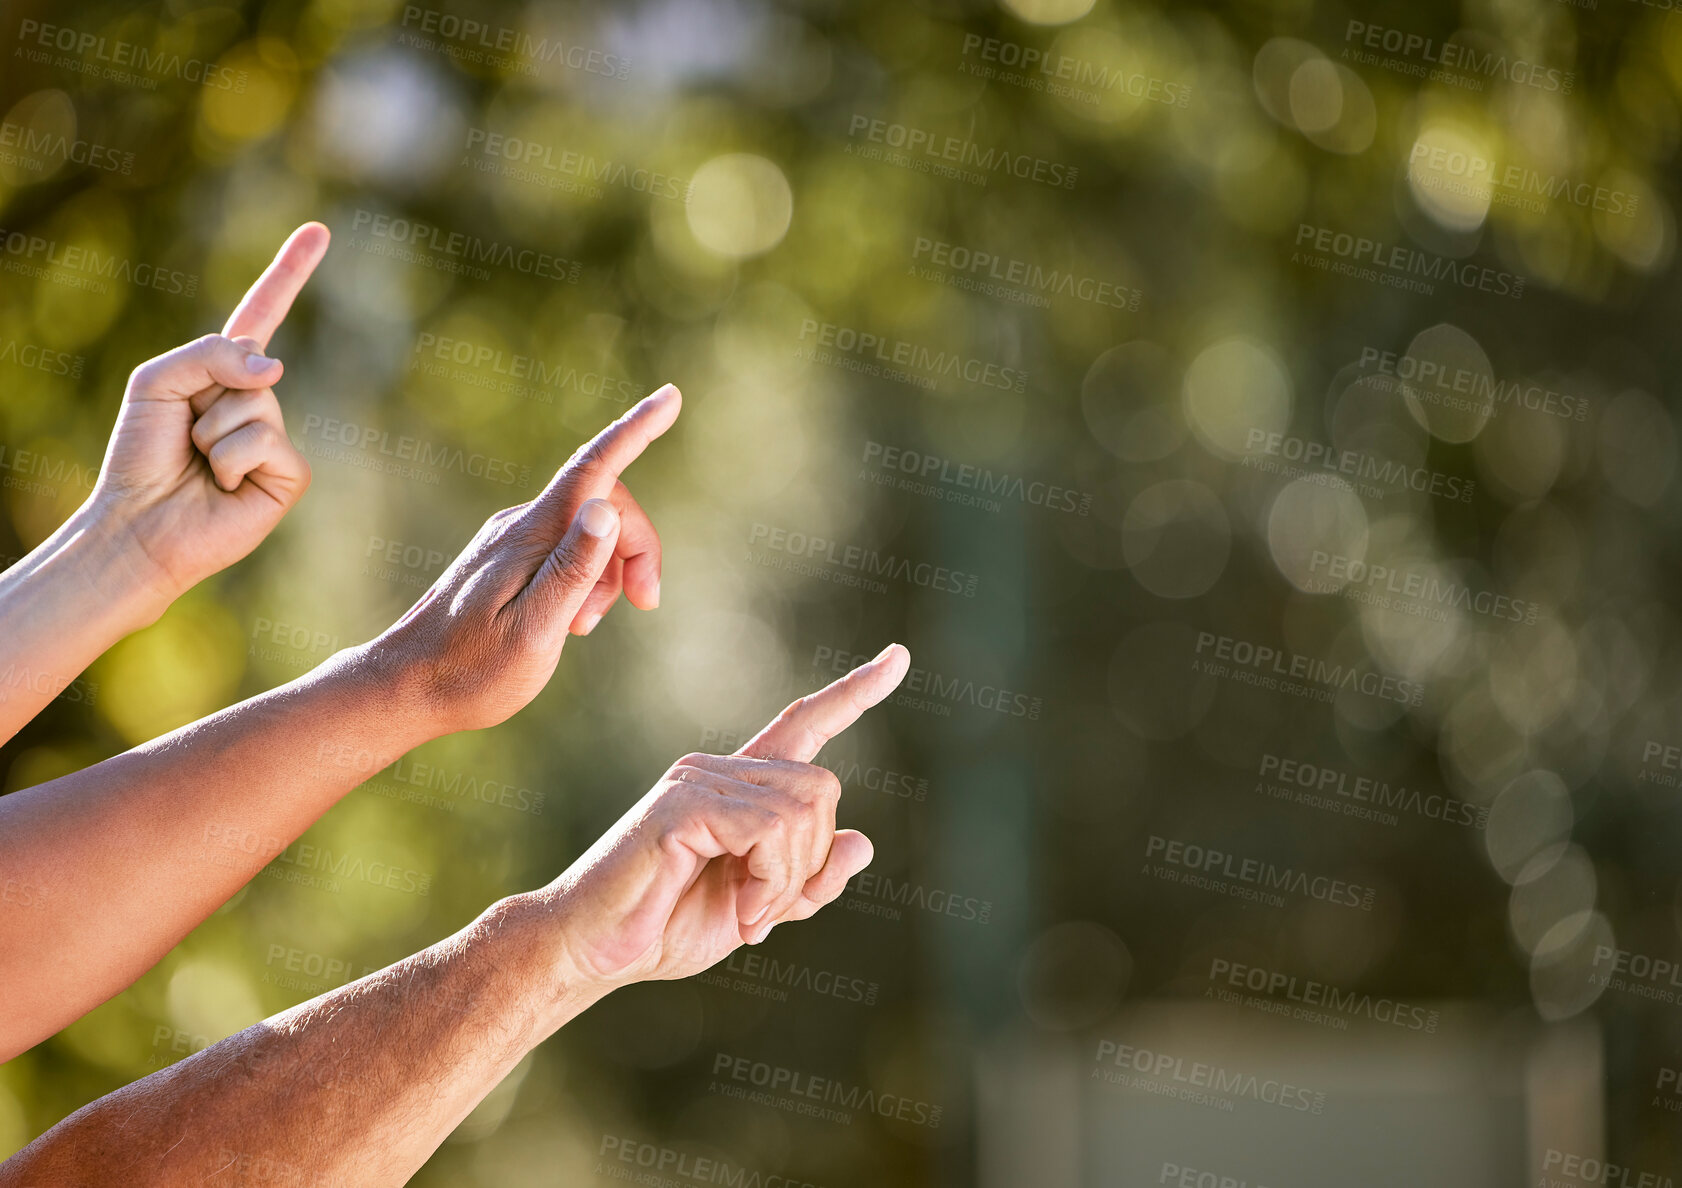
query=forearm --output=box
[0,643,441,1059]
[0,501,172,744]
[0,893,608,1187]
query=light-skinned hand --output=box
[533,643,911,990]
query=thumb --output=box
[527,498,620,628]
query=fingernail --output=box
[245,353,277,373]
[650,382,678,402]
[651,578,661,608]
[578,499,617,539]
[746,903,770,926]
[872,642,899,663]
[752,922,776,945]
[580,612,602,634]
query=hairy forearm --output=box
[0,643,440,1060]
[0,502,172,744]
[0,894,607,1186]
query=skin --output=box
[0,216,909,1183]
[0,223,674,1060]
[0,645,910,1187]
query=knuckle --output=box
[549,535,591,577]
[674,753,713,772]
[128,358,163,391]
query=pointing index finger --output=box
[221,222,331,351]
[529,383,682,523]
[739,643,910,764]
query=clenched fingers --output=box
[205,420,311,500]
[128,334,282,404]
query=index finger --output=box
[221,222,331,351]
[739,643,910,763]
[528,383,682,526]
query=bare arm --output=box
[0,645,431,1060]
[0,647,909,1186]
[0,224,328,747]
[0,385,681,1061]
[0,894,601,1187]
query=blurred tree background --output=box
[4,0,1682,1183]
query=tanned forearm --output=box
[0,503,172,746]
[0,893,607,1187]
[0,643,439,1061]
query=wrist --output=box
[45,501,177,635]
[485,888,621,1037]
[308,640,449,757]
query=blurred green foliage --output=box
[5,0,1682,1182]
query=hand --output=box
[89,223,330,606]
[538,643,911,990]
[369,384,680,734]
